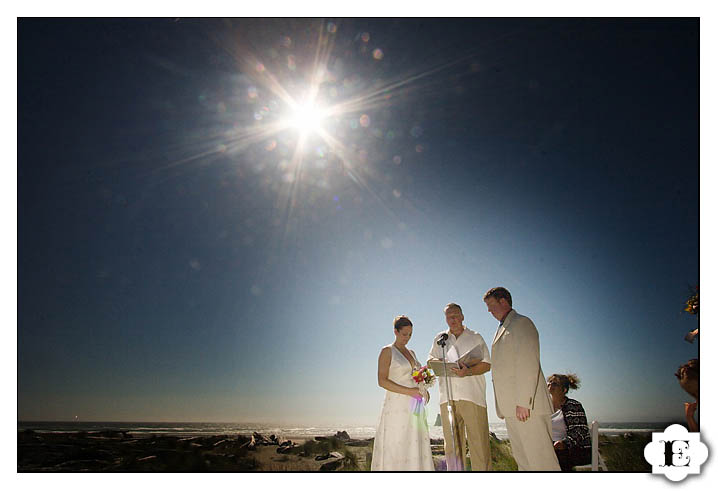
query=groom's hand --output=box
[516,405,530,421]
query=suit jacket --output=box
[491,310,553,419]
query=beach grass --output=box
[598,434,651,472]
[261,436,364,471]
[339,450,361,471]
[18,429,652,472]
[491,434,652,472]
[489,436,518,471]
[260,454,317,471]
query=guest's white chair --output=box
[574,420,608,471]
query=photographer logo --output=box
[644,424,708,482]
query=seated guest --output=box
[675,359,699,432]
[547,373,591,471]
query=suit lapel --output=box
[492,310,515,346]
[492,325,506,346]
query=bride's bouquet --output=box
[412,366,436,387]
[411,366,435,405]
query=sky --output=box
[17,17,700,426]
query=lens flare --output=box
[288,102,325,134]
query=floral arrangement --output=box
[410,366,435,411]
[412,366,436,387]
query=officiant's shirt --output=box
[429,327,491,407]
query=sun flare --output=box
[287,101,325,135]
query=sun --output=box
[287,101,325,136]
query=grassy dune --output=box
[18,430,651,472]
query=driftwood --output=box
[346,439,372,447]
[316,451,344,462]
[18,431,260,472]
[252,432,272,444]
[276,444,297,454]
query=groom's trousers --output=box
[440,400,490,471]
[504,415,561,471]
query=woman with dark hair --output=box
[547,373,592,471]
[371,316,434,471]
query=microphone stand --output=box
[439,337,464,471]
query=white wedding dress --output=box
[371,344,435,471]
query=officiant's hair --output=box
[483,287,512,307]
[393,315,413,330]
[444,303,462,313]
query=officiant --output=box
[428,303,492,471]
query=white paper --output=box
[445,345,459,363]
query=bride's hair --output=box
[393,315,413,330]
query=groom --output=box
[428,303,491,471]
[484,287,560,471]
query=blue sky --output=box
[17,18,699,426]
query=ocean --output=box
[17,421,670,441]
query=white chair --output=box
[574,420,608,471]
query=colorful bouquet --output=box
[412,366,436,387]
[410,366,435,408]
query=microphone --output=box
[437,333,449,347]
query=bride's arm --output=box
[377,347,422,398]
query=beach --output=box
[17,427,652,472]
[17,429,376,472]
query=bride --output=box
[371,315,434,471]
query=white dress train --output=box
[371,344,435,471]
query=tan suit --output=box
[491,310,560,471]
